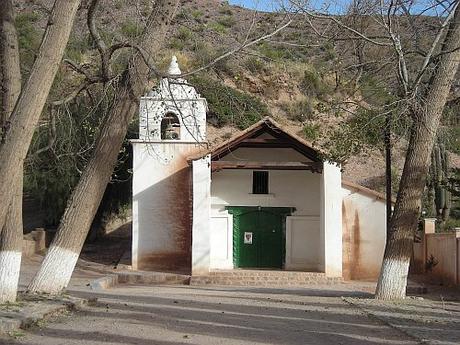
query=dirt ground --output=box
[0,284,410,345]
[5,254,460,345]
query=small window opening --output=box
[253,171,269,194]
[161,113,180,140]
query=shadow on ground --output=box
[6,284,423,345]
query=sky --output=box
[228,0,351,14]
[228,0,450,15]
[228,0,282,12]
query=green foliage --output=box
[209,22,228,34]
[323,108,385,163]
[281,99,314,122]
[114,0,123,9]
[219,6,234,16]
[302,123,321,142]
[168,38,185,50]
[25,96,106,224]
[217,16,236,28]
[244,56,265,73]
[191,10,204,19]
[319,42,336,61]
[25,89,136,225]
[169,27,194,50]
[15,12,42,74]
[258,42,289,61]
[177,27,194,41]
[360,75,393,106]
[121,19,142,38]
[300,69,330,98]
[190,76,267,129]
[191,43,233,75]
[65,35,90,63]
[447,126,460,154]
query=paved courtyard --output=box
[0,283,431,345]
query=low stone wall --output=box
[22,228,46,257]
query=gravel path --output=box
[2,284,419,345]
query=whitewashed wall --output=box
[191,155,211,275]
[286,216,321,271]
[132,142,202,272]
[341,185,387,280]
[321,162,342,277]
[210,213,233,269]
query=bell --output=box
[164,123,179,140]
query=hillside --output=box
[12,0,460,220]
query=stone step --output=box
[190,270,342,287]
[208,270,326,277]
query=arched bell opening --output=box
[161,112,181,140]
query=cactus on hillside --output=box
[428,138,452,225]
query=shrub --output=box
[281,99,315,122]
[447,126,460,154]
[320,42,336,61]
[209,22,227,34]
[191,10,204,19]
[15,12,42,73]
[121,20,142,38]
[219,7,233,16]
[191,43,234,75]
[66,35,91,63]
[190,76,268,129]
[168,38,185,50]
[177,27,193,41]
[300,69,329,98]
[217,16,236,28]
[360,75,393,106]
[322,108,385,163]
[258,42,288,61]
[244,56,265,73]
[302,123,321,141]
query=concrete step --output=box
[190,270,342,287]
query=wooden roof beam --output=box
[239,138,292,148]
[211,161,323,173]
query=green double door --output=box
[227,207,294,269]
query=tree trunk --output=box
[27,0,180,294]
[0,176,23,303]
[385,112,392,233]
[375,5,460,300]
[0,0,81,230]
[0,0,23,304]
[0,0,21,127]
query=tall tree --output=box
[0,0,81,240]
[0,0,23,303]
[376,3,460,299]
[287,0,460,298]
[27,0,180,294]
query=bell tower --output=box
[132,56,208,273]
[139,56,207,143]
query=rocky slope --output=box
[13,0,460,195]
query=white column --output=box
[131,143,140,270]
[321,161,342,277]
[191,155,211,275]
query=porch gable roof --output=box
[187,117,324,163]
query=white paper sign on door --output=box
[244,232,253,244]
